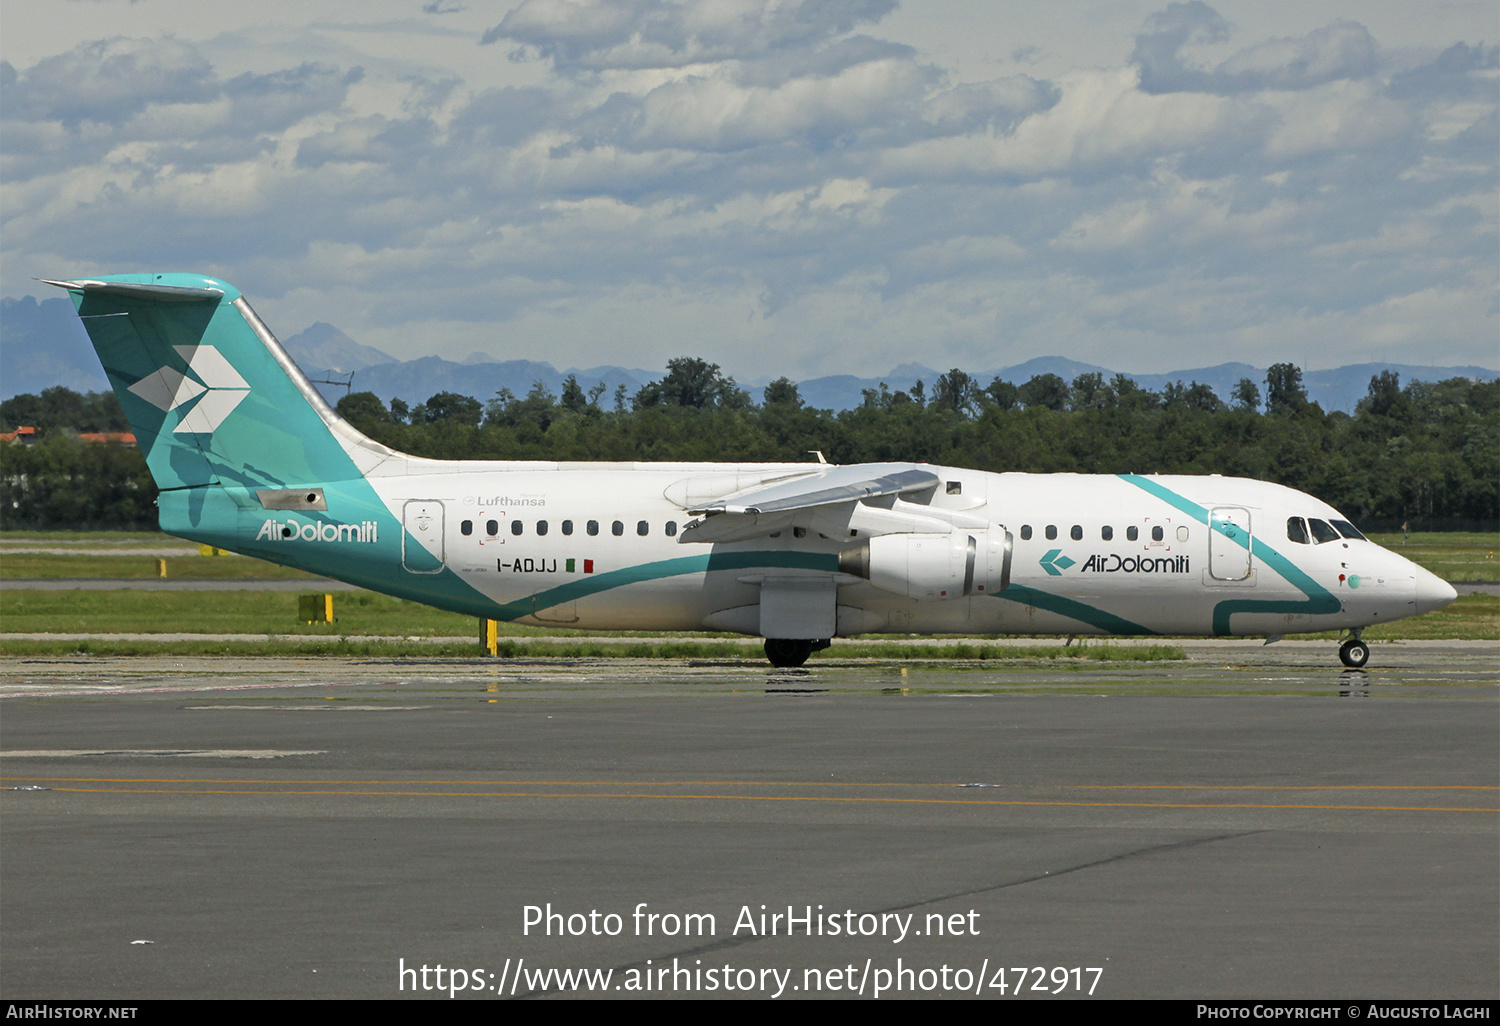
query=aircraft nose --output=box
[1414,569,1458,615]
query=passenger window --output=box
[1309,518,1340,544]
[1101,526,1113,541]
[1176,526,1189,542]
[1286,517,1309,544]
[612,521,624,537]
[587,520,599,536]
[461,519,473,536]
[511,520,523,536]
[486,520,498,536]
[1331,520,1366,541]
[1045,525,1057,541]
[1070,525,1082,541]
[665,522,677,537]
[946,481,962,495]
[1151,526,1164,542]
[536,520,548,537]
[1020,525,1032,540]
[637,520,649,536]
[1126,526,1139,542]
[562,520,573,536]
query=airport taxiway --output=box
[2,647,1496,1000]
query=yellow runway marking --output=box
[1074,784,1499,791]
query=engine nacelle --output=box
[839,528,1012,600]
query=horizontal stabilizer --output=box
[39,278,224,302]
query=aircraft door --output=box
[1209,507,1252,581]
[402,499,446,574]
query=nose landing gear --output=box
[1338,634,1370,668]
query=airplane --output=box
[43,273,1458,668]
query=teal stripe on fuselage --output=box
[491,550,839,622]
[1118,474,1340,634]
[991,585,1156,635]
[493,550,1156,634]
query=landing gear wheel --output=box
[1339,638,1370,668]
[764,638,814,668]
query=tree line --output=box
[2,364,1495,529]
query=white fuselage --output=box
[337,464,1451,639]
[54,274,1455,659]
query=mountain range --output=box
[3,294,1494,415]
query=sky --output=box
[2,0,1496,380]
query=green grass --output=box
[6,530,1496,584]
[813,642,1186,661]
[0,637,758,659]
[1366,531,1500,582]
[0,589,519,637]
[0,635,1184,661]
[0,552,325,579]
[1,532,1493,651]
[2,583,1489,657]
[1301,594,1498,642]
[0,589,1207,651]
[0,588,762,641]
[0,586,1197,660]
[0,530,166,542]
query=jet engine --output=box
[838,528,1012,599]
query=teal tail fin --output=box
[45,275,494,608]
[42,274,391,494]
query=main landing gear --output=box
[763,638,830,668]
[1338,633,1370,668]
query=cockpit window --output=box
[1286,517,1309,544]
[1308,518,1340,544]
[1331,519,1366,541]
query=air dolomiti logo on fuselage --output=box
[1082,553,1191,573]
[1040,549,1191,575]
[256,519,378,543]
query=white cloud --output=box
[1260,79,1412,160]
[1213,20,1378,90]
[882,67,1235,180]
[625,55,931,151]
[1131,3,1382,95]
[484,0,899,71]
[1054,172,1304,253]
[2,1,1495,383]
[4,36,218,126]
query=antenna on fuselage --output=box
[308,370,355,396]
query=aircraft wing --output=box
[688,464,939,515]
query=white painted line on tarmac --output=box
[181,704,430,711]
[1,749,326,759]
